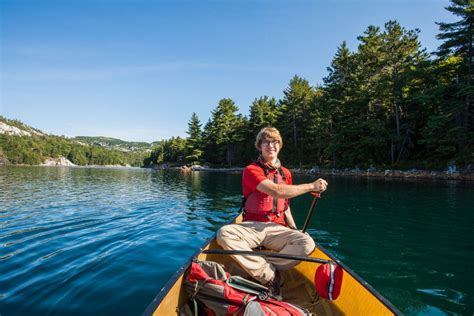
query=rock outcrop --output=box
[0,121,44,137]
[41,157,76,166]
[0,155,9,165]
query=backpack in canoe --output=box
[180,259,311,316]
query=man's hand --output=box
[256,178,328,199]
[311,178,328,193]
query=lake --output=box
[0,166,472,315]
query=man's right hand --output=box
[311,178,328,193]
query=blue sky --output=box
[1,0,454,142]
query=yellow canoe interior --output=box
[146,215,399,315]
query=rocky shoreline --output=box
[174,164,474,181]
[2,159,472,181]
[292,167,474,181]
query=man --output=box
[216,127,328,294]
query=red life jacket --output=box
[243,163,289,226]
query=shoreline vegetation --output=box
[160,164,474,181]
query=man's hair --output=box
[255,127,283,150]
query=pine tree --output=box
[244,96,281,160]
[352,22,427,165]
[279,75,315,165]
[248,96,280,132]
[203,98,246,166]
[323,42,360,166]
[381,20,427,163]
[185,113,203,165]
[418,56,468,166]
[436,0,474,158]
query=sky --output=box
[0,0,456,142]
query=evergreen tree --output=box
[305,87,328,165]
[418,56,468,166]
[381,20,427,163]
[203,98,246,166]
[323,42,360,166]
[164,137,187,162]
[436,0,474,160]
[279,75,315,165]
[185,113,203,164]
[245,96,280,159]
[351,22,427,165]
[248,96,280,132]
[68,147,88,165]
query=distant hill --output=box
[0,116,155,152]
[72,136,153,152]
[0,116,150,166]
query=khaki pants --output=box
[216,221,315,284]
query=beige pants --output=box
[216,221,315,284]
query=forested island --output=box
[1,1,472,177]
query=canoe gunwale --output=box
[142,232,217,316]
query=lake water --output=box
[0,166,472,315]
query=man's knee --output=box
[216,225,239,247]
[291,232,315,255]
[302,235,316,255]
[285,231,315,255]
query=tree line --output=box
[146,1,473,170]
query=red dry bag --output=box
[314,262,343,300]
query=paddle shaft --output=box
[202,249,331,264]
[301,193,320,233]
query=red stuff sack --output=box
[314,262,343,300]
[181,260,311,316]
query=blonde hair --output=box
[255,127,283,150]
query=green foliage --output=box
[436,0,473,61]
[248,96,280,132]
[0,133,147,167]
[277,75,316,165]
[147,137,187,165]
[435,0,473,158]
[202,98,247,166]
[185,113,203,165]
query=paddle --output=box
[202,249,331,264]
[301,192,321,233]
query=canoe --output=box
[143,214,401,315]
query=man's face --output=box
[260,138,281,161]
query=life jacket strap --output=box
[239,197,247,214]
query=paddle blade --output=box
[314,262,343,300]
